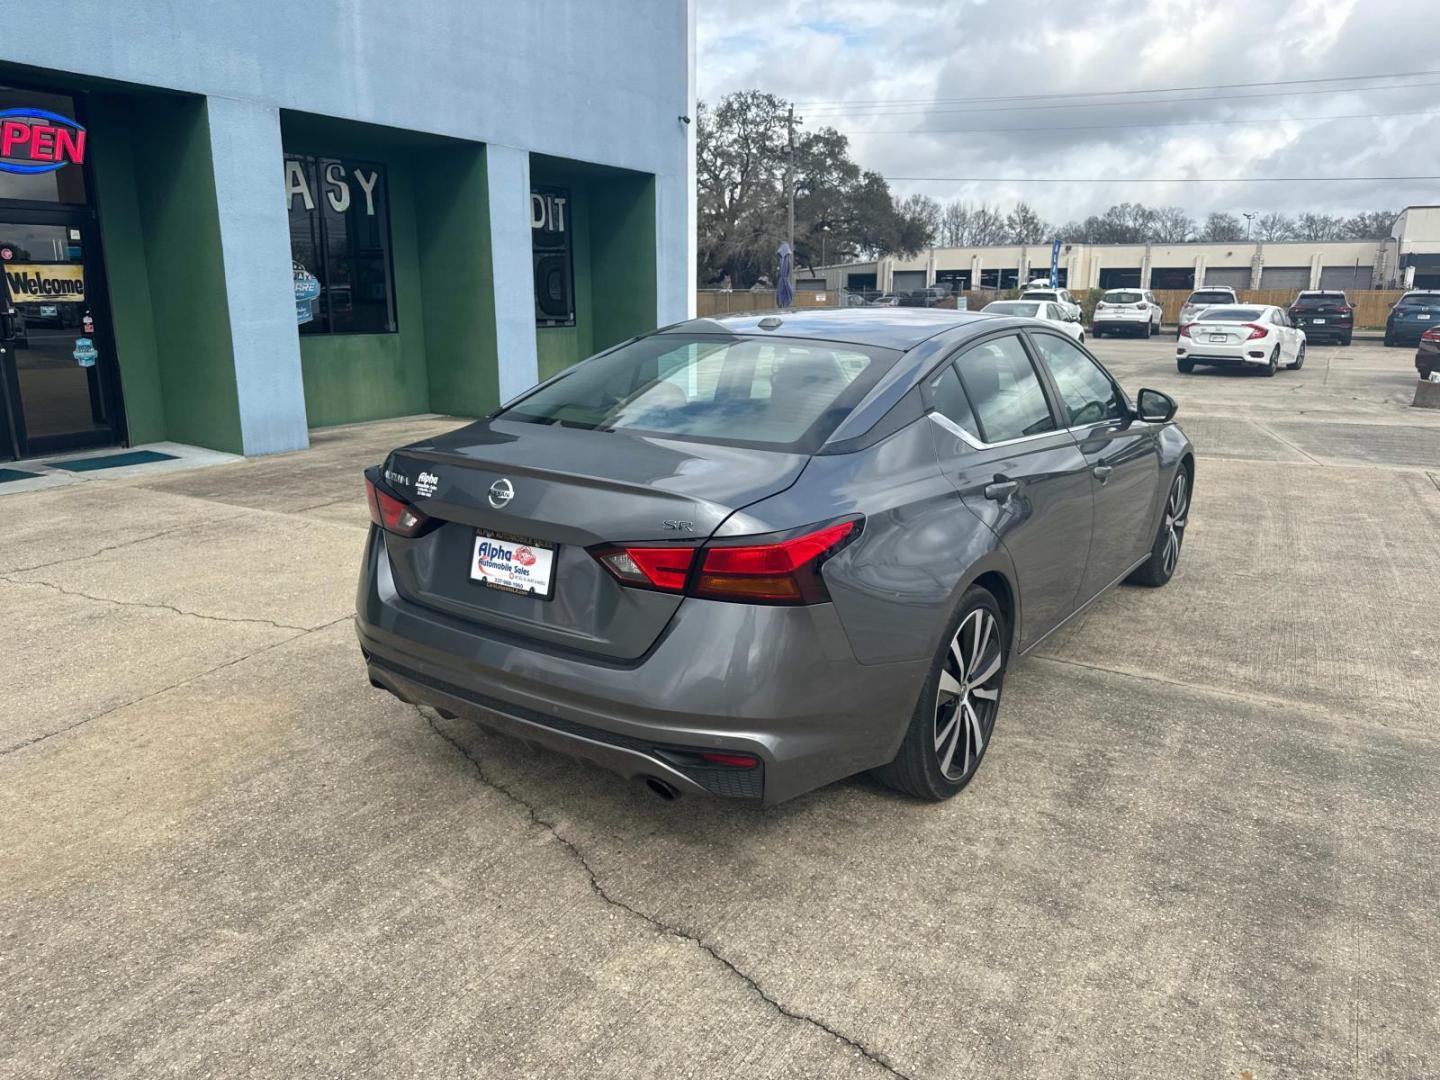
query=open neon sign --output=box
[0,108,87,175]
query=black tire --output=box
[873,585,1007,801]
[1384,331,1395,347]
[1142,320,1152,340]
[1177,358,1195,374]
[1341,333,1352,346]
[1263,347,1279,376]
[1127,465,1191,588]
[1092,327,1103,339]
[1288,342,1306,370]
[1078,332,1086,343]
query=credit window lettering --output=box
[285,154,395,334]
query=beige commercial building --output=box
[811,205,1440,297]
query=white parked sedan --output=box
[1019,286,1082,322]
[1176,304,1306,376]
[982,299,1086,341]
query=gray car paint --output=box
[357,309,1194,803]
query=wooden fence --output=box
[698,288,1407,328]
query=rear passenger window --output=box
[926,363,981,440]
[953,335,1057,443]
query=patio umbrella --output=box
[776,242,794,308]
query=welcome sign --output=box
[3,263,86,302]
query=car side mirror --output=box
[1136,388,1177,423]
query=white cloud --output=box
[697,0,1440,224]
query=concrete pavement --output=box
[2,345,1437,1078]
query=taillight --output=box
[1243,323,1269,340]
[1179,323,1194,338]
[1338,306,1352,314]
[1423,327,1440,341]
[595,546,696,593]
[365,476,431,537]
[593,518,860,605]
[1134,303,1148,311]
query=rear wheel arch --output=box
[963,566,1019,655]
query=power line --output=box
[793,69,1440,109]
[840,108,1440,137]
[800,78,1440,118]
[883,174,1440,184]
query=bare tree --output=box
[1200,212,1245,242]
[896,193,942,248]
[969,204,1008,246]
[1293,212,1346,241]
[1342,210,1397,239]
[1150,207,1196,243]
[1252,211,1296,241]
[1005,201,1050,244]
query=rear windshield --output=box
[1294,293,1346,306]
[501,333,897,452]
[1201,308,1264,322]
[1187,291,1233,305]
[985,302,1043,317]
[1021,291,1057,301]
[1397,295,1440,312]
[1104,291,1143,303]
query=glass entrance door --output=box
[0,217,122,459]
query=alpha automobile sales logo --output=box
[514,546,537,567]
[0,109,87,175]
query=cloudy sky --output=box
[697,0,1440,225]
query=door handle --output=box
[983,479,1019,501]
[1092,465,1113,483]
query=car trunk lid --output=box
[378,419,809,660]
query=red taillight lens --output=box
[365,477,430,537]
[595,546,696,593]
[594,519,860,605]
[1243,323,1268,340]
[694,520,858,604]
[1134,303,1147,310]
[1338,306,1352,314]
[1179,323,1194,338]
[699,752,759,769]
[1423,327,1440,341]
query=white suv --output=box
[1019,286,1081,323]
[1177,286,1239,338]
[1093,288,1163,339]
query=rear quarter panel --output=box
[717,420,1013,665]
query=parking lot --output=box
[3,337,1438,1079]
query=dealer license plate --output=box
[470,530,556,598]
[1209,334,1227,343]
[1418,314,1431,320]
[1311,317,1326,324]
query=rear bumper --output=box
[1094,317,1152,332]
[1293,320,1351,338]
[1176,343,1270,367]
[356,528,926,804]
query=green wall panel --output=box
[281,116,429,428]
[129,96,242,453]
[531,163,656,380]
[414,144,500,417]
[87,95,166,446]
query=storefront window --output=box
[0,86,88,205]
[532,185,574,327]
[284,154,395,334]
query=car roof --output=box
[663,308,992,349]
[1190,287,1235,293]
[1195,303,1271,313]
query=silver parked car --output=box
[358,310,1194,804]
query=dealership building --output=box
[812,207,1440,297]
[0,2,694,464]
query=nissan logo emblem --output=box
[488,478,515,509]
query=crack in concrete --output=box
[418,706,915,1080]
[0,616,350,757]
[0,574,318,632]
[3,516,246,575]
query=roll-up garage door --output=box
[1259,266,1310,290]
[1203,267,1251,289]
[892,270,927,293]
[1319,265,1373,290]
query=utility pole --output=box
[1243,211,1255,240]
[786,104,797,253]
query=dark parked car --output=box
[1417,327,1440,378]
[358,310,1193,805]
[1384,290,1440,347]
[1288,290,1353,345]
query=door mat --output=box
[0,468,41,484]
[45,450,179,472]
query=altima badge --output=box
[488,478,515,509]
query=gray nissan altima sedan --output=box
[357,309,1193,804]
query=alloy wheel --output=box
[934,608,1004,781]
[1161,470,1190,577]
